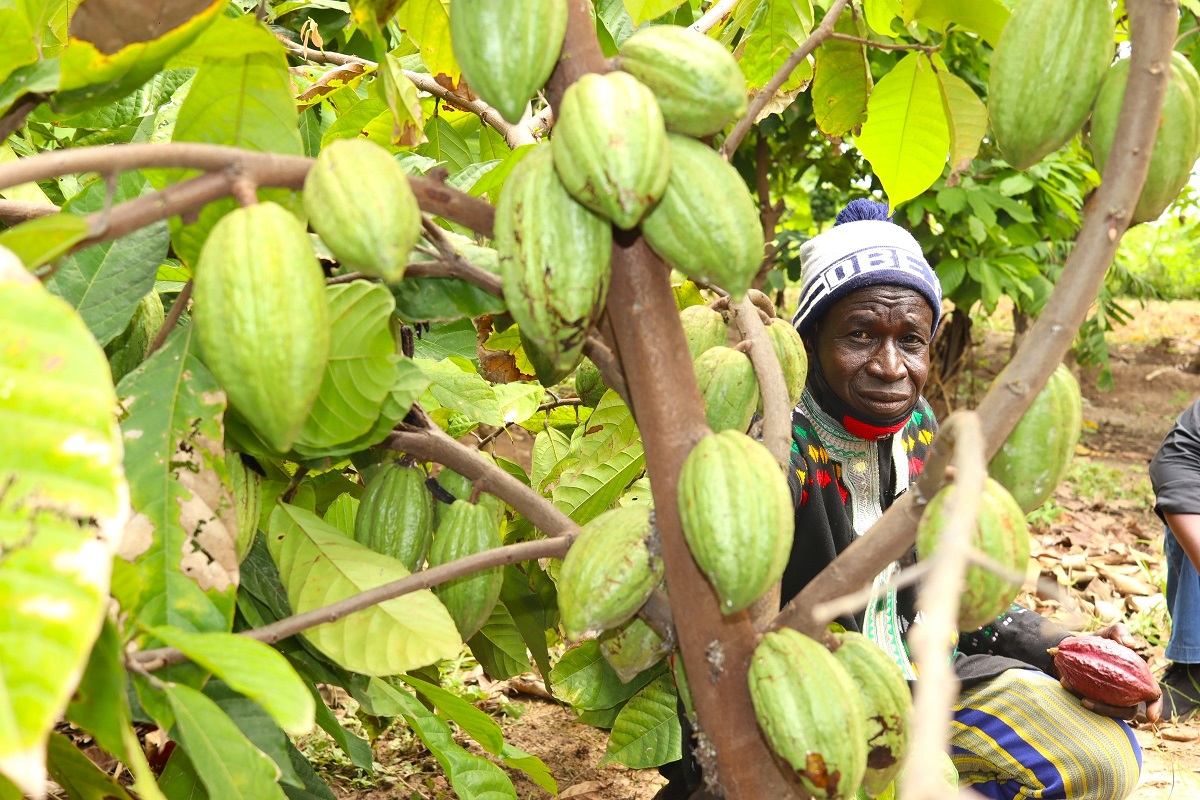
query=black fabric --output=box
[1150,398,1200,518]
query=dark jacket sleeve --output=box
[1150,398,1200,518]
[956,605,1071,676]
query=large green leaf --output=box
[598,674,681,768]
[552,391,645,525]
[623,0,684,25]
[416,357,505,427]
[48,171,170,347]
[863,0,902,36]
[397,0,457,82]
[853,52,949,208]
[739,0,815,92]
[499,566,553,681]
[812,9,870,138]
[0,213,90,270]
[417,116,471,173]
[147,626,315,735]
[46,732,134,800]
[267,503,461,675]
[549,641,665,712]
[363,680,518,800]
[0,58,60,119]
[54,0,225,113]
[293,282,399,452]
[466,603,530,681]
[0,271,124,797]
[902,0,1010,46]
[118,326,237,651]
[0,9,38,87]
[164,683,287,800]
[531,427,572,493]
[939,71,988,178]
[203,681,303,790]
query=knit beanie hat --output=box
[791,199,942,337]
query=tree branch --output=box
[133,535,571,670]
[0,95,47,142]
[582,332,631,409]
[146,281,192,359]
[476,397,584,448]
[728,297,790,467]
[770,0,1179,638]
[0,199,58,224]
[827,32,941,53]
[720,0,850,159]
[420,216,503,294]
[384,409,581,539]
[692,0,740,34]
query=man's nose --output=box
[869,341,907,382]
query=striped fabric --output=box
[951,669,1142,800]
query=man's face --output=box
[812,285,934,420]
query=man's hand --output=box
[1056,623,1160,721]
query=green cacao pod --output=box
[435,460,505,524]
[831,632,911,796]
[987,0,1114,170]
[575,358,607,408]
[749,628,867,799]
[557,505,662,639]
[616,25,748,137]
[303,138,422,282]
[599,617,671,683]
[450,0,567,124]
[680,304,728,360]
[194,202,330,452]
[354,463,435,572]
[988,364,1082,513]
[227,451,262,563]
[641,134,764,299]
[916,477,1031,632]
[428,499,503,640]
[693,345,759,434]
[497,146,612,381]
[551,72,671,229]
[1090,52,1200,224]
[677,430,794,614]
[764,319,809,408]
[105,290,165,384]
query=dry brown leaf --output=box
[561,780,606,798]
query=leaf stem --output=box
[145,280,193,359]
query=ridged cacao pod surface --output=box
[227,451,263,563]
[680,304,727,360]
[1051,635,1161,707]
[551,72,670,229]
[557,505,661,639]
[641,134,764,299]
[616,25,748,137]
[693,345,759,433]
[988,0,1114,169]
[105,290,165,384]
[354,463,435,572]
[677,430,794,614]
[575,358,607,408]
[916,477,1030,631]
[831,632,911,796]
[428,500,503,640]
[764,319,809,408]
[303,138,422,282]
[988,364,1082,513]
[450,0,567,124]
[749,628,867,799]
[194,202,330,452]
[1090,52,1200,224]
[497,146,612,379]
[599,617,671,683]
[435,459,505,524]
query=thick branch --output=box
[134,535,570,670]
[421,217,504,293]
[0,199,58,224]
[692,0,739,34]
[582,332,631,408]
[728,297,790,466]
[384,413,581,539]
[720,0,850,159]
[771,0,1178,637]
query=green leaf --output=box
[552,392,645,525]
[532,427,573,492]
[164,683,287,800]
[499,567,554,682]
[854,53,949,209]
[203,681,303,789]
[391,275,506,322]
[147,627,315,735]
[863,0,902,36]
[157,748,206,800]
[0,9,38,87]
[904,0,1010,46]
[0,59,60,119]
[397,0,457,82]
[363,680,518,800]
[119,326,237,653]
[322,494,360,537]
[398,676,505,752]
[470,143,534,202]
[47,171,170,347]
[416,357,504,427]
[598,674,681,768]
[0,213,90,270]
[938,72,987,178]
[54,0,225,114]
[293,282,399,452]
[739,0,815,92]
[466,603,531,680]
[46,732,134,800]
[812,10,870,138]
[282,739,338,800]
[0,274,124,797]
[310,687,374,771]
[623,0,684,25]
[374,51,424,146]
[549,641,665,712]
[411,318,480,361]
[267,504,462,675]
[417,116,472,173]
[492,382,544,426]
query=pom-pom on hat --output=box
[791,199,942,337]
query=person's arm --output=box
[1165,512,1200,574]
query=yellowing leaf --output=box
[853,52,949,209]
[398,0,458,84]
[863,0,902,37]
[739,0,815,92]
[904,0,1010,46]
[812,10,871,137]
[939,71,987,181]
[623,0,684,25]
[267,504,462,676]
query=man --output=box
[781,199,1141,799]
[1149,398,1200,720]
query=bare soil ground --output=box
[323,300,1200,800]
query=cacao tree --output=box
[0,1,1191,799]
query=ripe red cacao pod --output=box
[1050,635,1161,708]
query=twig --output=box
[810,560,933,625]
[326,271,366,285]
[420,216,503,294]
[230,177,259,207]
[902,412,986,800]
[476,397,585,448]
[827,32,941,53]
[384,407,581,539]
[728,297,789,466]
[0,95,47,142]
[720,0,850,159]
[692,0,740,34]
[133,535,571,670]
[146,281,192,359]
